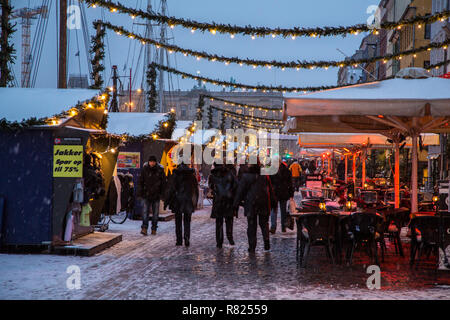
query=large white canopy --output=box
[297,133,439,149]
[285,78,450,117]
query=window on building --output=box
[424,60,430,69]
[424,23,431,39]
[181,106,187,118]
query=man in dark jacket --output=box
[233,163,276,253]
[137,155,165,236]
[164,163,199,247]
[270,159,294,233]
[209,163,236,248]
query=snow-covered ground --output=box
[0,206,449,300]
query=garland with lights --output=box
[210,105,284,125]
[90,21,106,89]
[204,94,281,113]
[100,20,450,70]
[85,0,449,39]
[152,111,176,139]
[219,111,225,133]
[146,62,158,112]
[0,0,16,87]
[153,63,351,93]
[196,95,204,121]
[207,105,213,129]
[0,92,110,131]
[152,61,449,93]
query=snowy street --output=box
[1,205,449,300]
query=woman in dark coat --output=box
[209,163,237,248]
[269,159,294,233]
[233,164,276,253]
[164,163,199,247]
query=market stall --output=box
[0,88,120,251]
[106,112,178,220]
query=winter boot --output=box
[141,227,148,236]
[151,229,157,235]
[264,241,271,251]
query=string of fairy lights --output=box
[0,92,110,130]
[85,2,450,148]
[85,0,449,39]
[99,20,450,71]
[209,105,284,125]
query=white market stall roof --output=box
[171,120,192,140]
[297,132,439,148]
[0,88,100,122]
[106,112,166,136]
[285,78,450,117]
[284,77,450,134]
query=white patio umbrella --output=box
[284,71,450,212]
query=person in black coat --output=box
[137,155,165,236]
[209,163,237,248]
[269,159,294,233]
[164,163,199,247]
[233,163,276,253]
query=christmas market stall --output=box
[106,111,178,220]
[0,88,121,253]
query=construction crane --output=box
[11,5,48,88]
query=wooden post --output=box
[58,0,67,88]
[411,134,419,213]
[362,149,366,188]
[353,153,356,194]
[394,141,400,209]
[344,154,348,183]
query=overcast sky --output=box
[9,0,378,92]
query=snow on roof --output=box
[292,78,450,101]
[107,112,167,136]
[171,120,192,140]
[0,88,100,122]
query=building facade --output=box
[119,87,284,130]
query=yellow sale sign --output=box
[53,145,83,178]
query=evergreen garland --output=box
[100,20,450,71]
[151,111,176,139]
[146,62,158,112]
[207,106,213,129]
[196,95,204,121]
[219,111,225,133]
[0,0,16,87]
[90,21,106,89]
[85,0,449,39]
[0,92,109,131]
[152,61,446,93]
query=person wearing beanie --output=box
[137,155,165,235]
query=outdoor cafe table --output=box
[291,211,354,264]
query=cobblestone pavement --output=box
[1,205,450,300]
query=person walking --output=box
[209,163,236,248]
[270,158,294,234]
[233,163,276,253]
[164,163,199,247]
[137,155,165,236]
[289,159,302,192]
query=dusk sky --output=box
[10,0,378,92]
